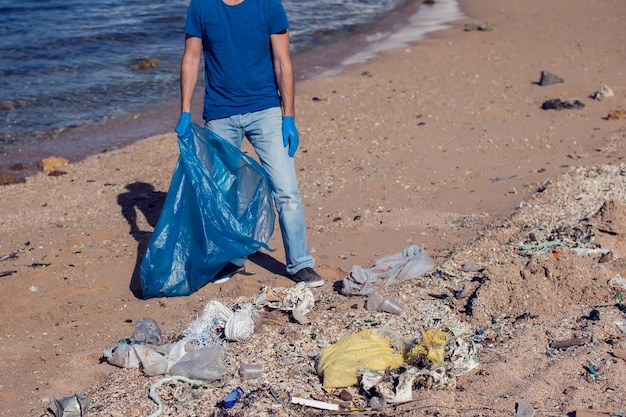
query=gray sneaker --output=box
[288,267,324,288]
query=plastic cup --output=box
[366,293,384,311]
[240,363,263,379]
[379,297,404,315]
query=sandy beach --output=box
[1,0,625,415]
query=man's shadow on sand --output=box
[118,182,167,298]
[118,181,287,299]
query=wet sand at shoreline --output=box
[0,0,456,183]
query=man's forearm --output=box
[180,58,198,113]
[180,36,202,113]
[271,31,296,118]
[277,64,295,118]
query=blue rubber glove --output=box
[175,112,191,138]
[282,116,299,157]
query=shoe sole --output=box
[213,266,245,284]
[213,276,230,284]
[302,280,324,288]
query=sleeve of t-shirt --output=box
[184,0,203,38]
[265,0,290,34]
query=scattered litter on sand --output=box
[541,98,585,110]
[464,22,495,31]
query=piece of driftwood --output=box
[549,337,589,349]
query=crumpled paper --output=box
[341,245,435,295]
[253,282,315,324]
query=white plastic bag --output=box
[169,345,227,382]
[341,245,435,295]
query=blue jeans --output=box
[205,107,314,274]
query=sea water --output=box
[0,0,462,167]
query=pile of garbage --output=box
[49,245,490,415]
[103,282,316,381]
[101,312,479,414]
[317,327,479,408]
[92,246,483,414]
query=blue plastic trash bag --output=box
[139,123,275,298]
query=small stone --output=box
[588,309,600,321]
[607,108,626,120]
[539,71,564,86]
[598,251,613,263]
[516,400,535,417]
[129,57,159,70]
[339,389,352,401]
[0,175,16,186]
[38,156,69,173]
[464,22,495,31]
[461,261,480,272]
[369,396,386,410]
[592,82,614,101]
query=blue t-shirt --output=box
[185,0,289,120]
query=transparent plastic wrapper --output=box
[130,317,163,345]
[169,345,228,382]
[140,123,275,298]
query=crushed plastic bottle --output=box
[222,387,244,409]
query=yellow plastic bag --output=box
[317,329,405,390]
[407,329,448,365]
